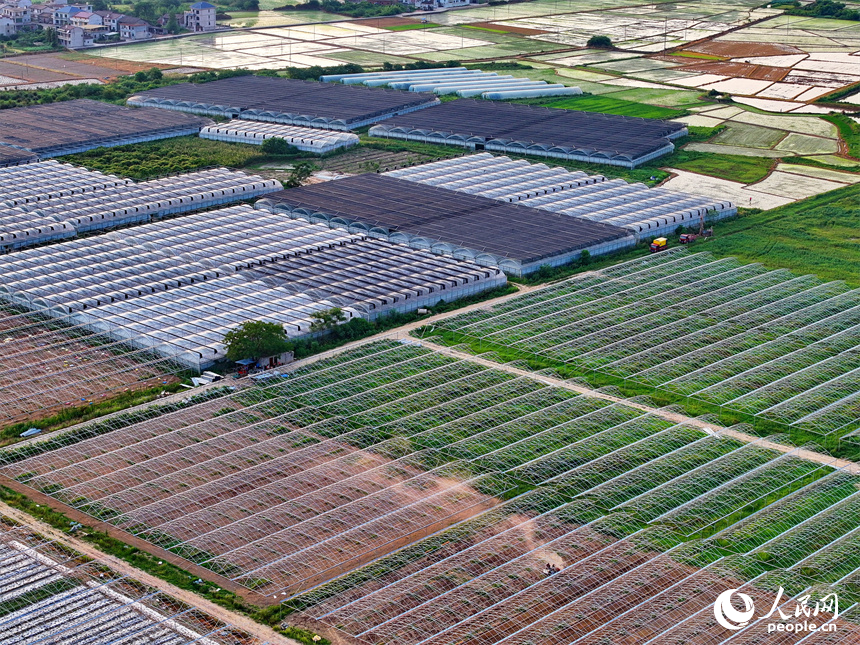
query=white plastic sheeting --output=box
[323,68,582,100]
[0,166,281,251]
[387,153,736,240]
[200,120,359,154]
[0,205,505,369]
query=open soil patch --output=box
[688,41,804,58]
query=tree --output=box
[44,27,59,48]
[147,66,163,81]
[260,137,297,155]
[223,320,292,362]
[309,307,347,333]
[587,35,613,49]
[283,161,314,188]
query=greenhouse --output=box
[0,167,281,251]
[436,249,860,441]
[0,99,210,157]
[0,146,37,168]
[0,339,857,644]
[0,205,505,369]
[199,120,359,153]
[129,76,440,130]
[257,175,634,276]
[369,99,687,168]
[0,517,270,645]
[322,67,582,100]
[387,153,736,239]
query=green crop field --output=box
[545,94,688,119]
[698,182,860,286]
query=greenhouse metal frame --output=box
[436,250,860,441]
[1,339,859,644]
[0,516,272,645]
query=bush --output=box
[785,0,859,19]
[587,35,613,48]
[260,137,298,155]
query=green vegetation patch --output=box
[670,150,775,184]
[692,182,860,287]
[775,132,840,155]
[62,137,276,180]
[712,122,788,149]
[544,94,688,119]
[384,22,440,30]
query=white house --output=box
[0,16,15,35]
[57,23,93,47]
[70,9,101,26]
[118,15,150,40]
[183,1,215,32]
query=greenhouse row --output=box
[0,340,856,645]
[0,516,272,645]
[199,120,359,153]
[387,153,736,239]
[369,99,687,168]
[436,250,860,440]
[0,160,130,207]
[129,75,440,130]
[0,146,37,168]
[0,168,281,251]
[0,205,504,369]
[0,99,211,157]
[258,174,634,276]
[323,67,582,100]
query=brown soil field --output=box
[1,409,504,599]
[687,41,803,58]
[681,60,789,81]
[470,21,550,35]
[0,311,177,427]
[0,53,170,86]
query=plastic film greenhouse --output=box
[1,337,858,643]
[368,99,688,167]
[387,153,736,240]
[128,76,440,130]
[0,164,281,250]
[0,99,211,157]
[0,203,505,407]
[199,121,359,153]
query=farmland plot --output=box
[2,335,860,644]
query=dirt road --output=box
[0,500,300,645]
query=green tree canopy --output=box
[260,137,298,155]
[309,307,347,333]
[223,320,292,362]
[587,35,613,48]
